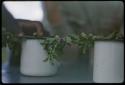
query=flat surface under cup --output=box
[2,55,93,83]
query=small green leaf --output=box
[65,36,72,44]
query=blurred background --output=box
[2,1,124,36]
[44,1,124,36]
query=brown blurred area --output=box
[3,1,123,37]
[17,19,48,36]
[44,1,124,36]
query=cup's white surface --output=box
[20,39,58,76]
[93,41,124,83]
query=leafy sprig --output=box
[2,31,124,65]
[2,32,22,58]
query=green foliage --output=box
[40,35,66,64]
[67,33,94,55]
[2,30,124,64]
[2,32,22,58]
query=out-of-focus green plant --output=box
[2,31,22,58]
[40,35,66,65]
[66,33,94,55]
[2,30,124,65]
